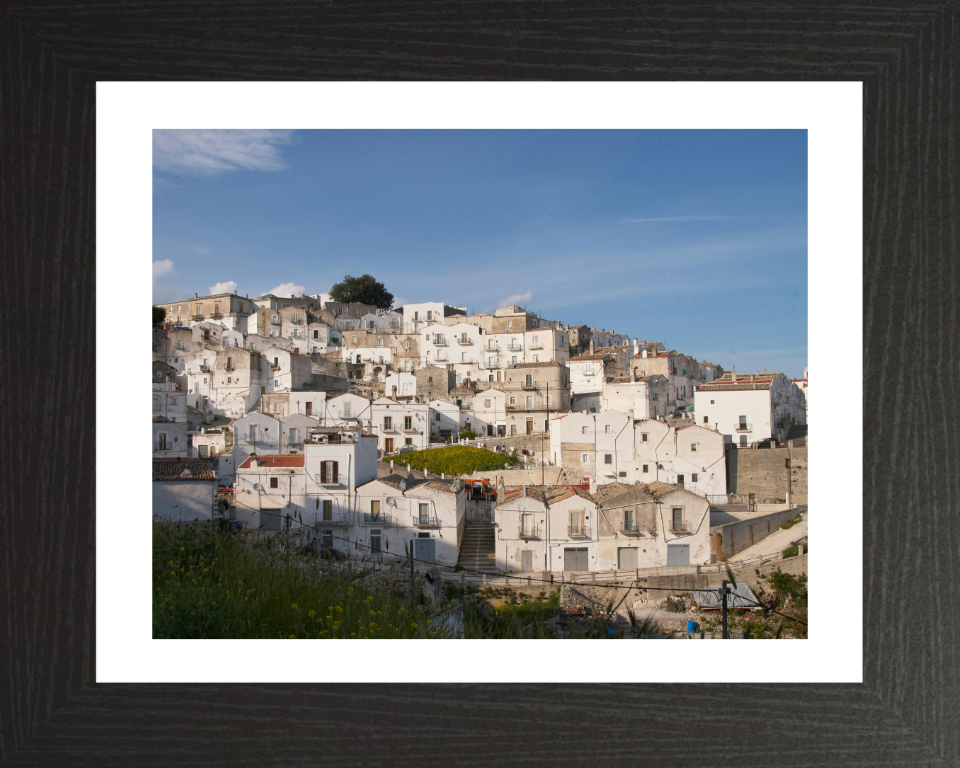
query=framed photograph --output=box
[4,5,953,765]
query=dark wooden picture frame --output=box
[3,3,955,765]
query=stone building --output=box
[502,361,570,436]
[415,365,456,402]
[154,291,257,330]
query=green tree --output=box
[329,274,394,310]
[153,306,166,326]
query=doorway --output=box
[520,550,533,572]
[563,547,589,572]
[667,544,690,566]
[414,536,435,564]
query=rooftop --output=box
[496,485,596,507]
[153,459,217,481]
[373,473,460,495]
[238,454,306,469]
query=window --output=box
[322,499,333,521]
[195,305,201,316]
[619,471,627,478]
[405,438,413,445]
[532,355,539,363]
[740,435,748,446]
[581,453,590,464]
[604,454,612,464]
[404,341,410,349]
[509,396,516,405]
[428,376,433,383]
[642,464,649,473]
[378,338,383,346]
[435,413,440,421]
[404,416,412,430]
[507,319,512,328]
[584,363,593,374]
[525,395,533,409]
[582,426,588,434]
[484,399,491,408]
[356,309,361,317]
[672,508,683,530]
[289,428,297,443]
[703,416,709,424]
[435,334,445,344]
[343,403,352,417]
[248,425,256,441]
[383,416,392,431]
[461,333,468,343]
[488,357,495,367]
[739,415,747,428]
[418,503,430,524]
[569,511,584,536]
[532,336,538,345]
[691,443,698,452]
[641,432,649,442]
[227,377,232,384]
[426,311,433,320]
[352,335,357,343]
[176,339,183,350]
[269,477,279,489]
[157,433,167,450]
[525,374,533,386]
[370,500,381,520]
[320,460,339,484]
[711,400,715,404]
[604,424,611,434]
[512,356,517,365]
[692,473,699,482]
[624,509,635,529]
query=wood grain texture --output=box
[1,1,957,764]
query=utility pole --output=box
[721,580,730,639]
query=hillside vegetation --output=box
[394,445,519,475]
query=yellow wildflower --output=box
[308,610,315,617]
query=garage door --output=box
[564,547,589,571]
[667,544,690,566]
[617,547,638,569]
[414,536,435,564]
[260,510,283,531]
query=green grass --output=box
[153,523,453,639]
[394,445,520,475]
[779,514,804,530]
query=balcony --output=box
[434,354,448,362]
[621,522,644,536]
[412,514,441,529]
[401,426,419,433]
[735,423,752,432]
[520,383,537,390]
[271,318,281,325]
[519,525,541,540]
[485,345,500,352]
[314,510,347,526]
[193,314,205,321]
[363,512,397,526]
[270,364,280,371]
[507,344,523,351]
[528,342,543,349]
[320,473,348,487]
[381,423,397,432]
[669,523,690,534]
[568,524,591,539]
[212,312,223,320]
[433,338,448,346]
[457,338,472,345]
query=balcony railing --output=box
[412,514,441,529]
[401,426,418,433]
[507,344,523,351]
[314,510,347,526]
[433,338,448,346]
[319,473,348,487]
[363,512,397,526]
[520,383,537,390]
[457,338,472,345]
[194,314,205,321]
[212,312,223,319]
[735,423,752,432]
[528,342,543,349]
[381,424,397,432]
[669,523,689,534]
[568,524,591,539]
[519,525,541,540]
[434,354,447,362]
[621,522,644,536]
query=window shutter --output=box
[332,461,339,482]
[320,462,327,484]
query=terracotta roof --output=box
[568,354,610,362]
[695,381,773,391]
[153,459,217,481]
[238,454,305,469]
[374,474,460,494]
[511,361,562,368]
[496,485,596,507]
[592,482,652,503]
[642,481,685,498]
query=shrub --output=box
[459,430,477,440]
[398,445,520,475]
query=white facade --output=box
[495,486,602,574]
[472,389,507,437]
[371,398,430,454]
[602,375,669,420]
[384,371,417,399]
[403,302,448,335]
[262,346,312,393]
[428,400,461,442]
[522,327,569,366]
[153,460,217,523]
[279,413,321,453]
[233,454,309,531]
[353,476,466,566]
[231,412,282,471]
[694,372,805,445]
[420,322,485,378]
[323,393,373,427]
[262,391,327,420]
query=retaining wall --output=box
[713,509,802,560]
[728,444,807,503]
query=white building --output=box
[602,374,670,420]
[261,390,327,420]
[495,485,601,573]
[233,453,308,531]
[153,383,189,458]
[353,474,466,566]
[261,346,313,393]
[153,459,218,523]
[633,420,727,496]
[427,399,462,443]
[231,412,282,471]
[593,481,712,569]
[548,411,637,486]
[472,389,507,437]
[383,371,417,400]
[522,327,570,366]
[402,302,464,335]
[323,392,373,428]
[694,371,806,446]
[370,398,430,454]
[420,321,485,381]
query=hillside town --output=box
[154,286,807,594]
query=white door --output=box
[521,550,533,572]
[667,544,690,566]
[414,537,435,564]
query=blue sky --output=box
[153,129,807,378]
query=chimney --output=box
[589,339,594,354]
[633,339,639,356]
[194,292,198,298]
[642,347,648,359]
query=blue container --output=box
[687,620,697,634]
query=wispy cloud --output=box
[153,259,174,281]
[153,130,294,176]
[497,290,533,308]
[626,213,801,224]
[265,282,305,298]
[192,245,212,254]
[209,280,237,294]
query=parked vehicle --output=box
[397,444,416,454]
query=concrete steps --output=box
[458,522,497,573]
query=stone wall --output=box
[713,509,801,560]
[728,444,807,504]
[465,499,495,523]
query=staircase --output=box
[457,521,497,573]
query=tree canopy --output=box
[328,274,394,310]
[153,306,166,326]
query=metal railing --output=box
[313,510,347,526]
[457,338,471,345]
[412,514,441,528]
[528,342,543,349]
[621,521,644,536]
[363,512,397,526]
[433,338,448,346]
[319,473,349,487]
[381,423,397,432]
[507,344,523,351]
[669,523,689,533]
[735,423,752,432]
[519,525,542,540]
[568,524,591,539]
[520,383,537,390]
